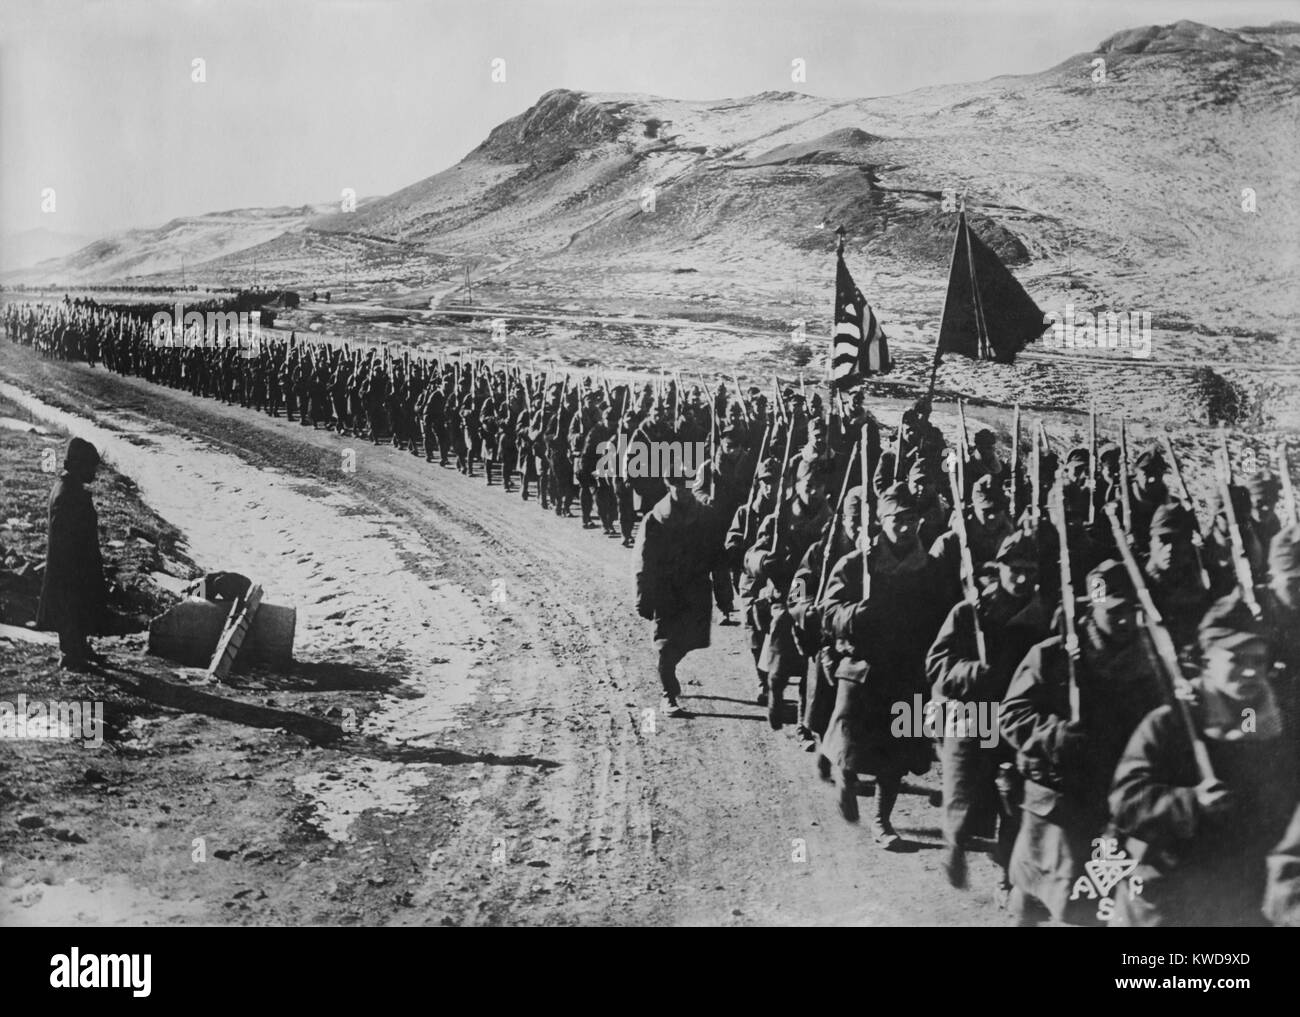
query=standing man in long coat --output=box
[635,455,726,717]
[37,437,108,671]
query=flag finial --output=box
[835,225,846,255]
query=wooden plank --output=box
[207,584,262,680]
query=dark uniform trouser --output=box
[802,654,835,738]
[58,619,88,662]
[745,601,768,692]
[595,477,616,528]
[941,736,1017,877]
[616,479,635,538]
[656,637,688,698]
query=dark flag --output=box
[934,210,1049,366]
[831,241,891,391]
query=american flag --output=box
[831,246,890,390]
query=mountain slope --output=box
[16,21,1300,347]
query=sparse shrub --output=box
[783,341,813,369]
[1190,366,1252,426]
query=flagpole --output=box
[928,208,965,406]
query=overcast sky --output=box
[2,0,1295,238]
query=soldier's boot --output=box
[871,776,902,850]
[942,842,968,890]
[767,675,785,730]
[816,754,833,783]
[835,768,859,823]
[754,668,769,707]
[580,486,596,528]
[485,461,495,486]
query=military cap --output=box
[1149,502,1195,540]
[877,482,917,517]
[1066,446,1090,466]
[1085,559,1136,606]
[64,436,100,472]
[1134,448,1169,473]
[796,456,834,485]
[1199,593,1268,655]
[973,428,997,449]
[756,459,780,482]
[842,485,864,526]
[995,531,1038,567]
[1245,469,1281,503]
[1097,442,1120,465]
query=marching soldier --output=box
[821,482,949,846]
[926,532,1049,892]
[1109,606,1298,926]
[634,452,727,718]
[999,560,1166,925]
[744,458,834,730]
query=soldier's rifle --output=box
[1215,427,1263,620]
[1159,427,1212,591]
[948,448,987,666]
[1277,440,1298,527]
[1104,503,1217,783]
[815,430,861,605]
[892,417,903,483]
[1010,404,1021,518]
[861,423,873,599]
[1119,418,1134,540]
[1046,474,1079,719]
[769,415,797,554]
[733,375,752,424]
[1087,401,1098,525]
[1030,422,1041,526]
[743,420,775,546]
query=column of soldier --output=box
[5,297,1300,927]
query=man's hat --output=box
[64,436,100,474]
[796,456,833,486]
[1199,593,1269,655]
[1134,448,1169,474]
[842,486,864,528]
[877,482,917,517]
[1085,559,1136,607]
[1245,469,1282,503]
[1149,502,1195,541]
[995,531,1038,568]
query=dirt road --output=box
[0,341,1005,926]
